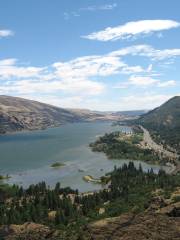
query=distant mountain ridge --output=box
[113,110,147,117]
[138,96,180,151]
[0,95,138,134]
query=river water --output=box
[0,122,169,192]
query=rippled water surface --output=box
[0,122,167,192]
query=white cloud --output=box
[98,3,117,10]
[114,75,176,89]
[158,80,176,87]
[2,45,162,85]
[52,53,145,82]
[1,44,179,98]
[147,64,153,72]
[1,45,177,85]
[80,3,117,11]
[0,29,14,38]
[129,76,158,86]
[148,48,180,60]
[83,20,180,41]
[0,44,179,110]
[18,94,83,109]
[63,11,80,20]
[109,44,180,60]
[0,59,44,79]
[0,55,109,96]
[0,78,105,96]
[117,94,175,110]
[64,3,117,20]
[0,58,17,66]
[0,49,144,97]
[62,94,177,111]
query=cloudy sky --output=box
[0,0,180,111]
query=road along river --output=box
[140,126,180,174]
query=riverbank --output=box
[82,174,110,185]
[83,175,102,184]
[139,126,180,175]
[89,131,168,165]
[89,126,180,175]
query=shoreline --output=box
[139,126,180,175]
[0,123,63,137]
[2,160,167,191]
[1,123,178,193]
[0,120,118,137]
[83,175,102,184]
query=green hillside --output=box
[138,96,180,151]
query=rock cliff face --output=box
[86,212,180,240]
[0,95,123,134]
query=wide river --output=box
[0,122,169,192]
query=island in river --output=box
[0,174,11,180]
[51,162,66,168]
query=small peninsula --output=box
[89,130,169,165]
[83,175,101,184]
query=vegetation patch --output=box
[89,131,165,164]
[137,96,180,152]
[0,174,11,180]
[51,162,65,168]
[0,162,179,232]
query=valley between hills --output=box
[0,95,142,135]
[0,95,179,240]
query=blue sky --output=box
[0,0,180,110]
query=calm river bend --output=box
[0,122,170,192]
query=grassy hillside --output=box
[0,95,85,134]
[0,95,123,134]
[138,96,180,151]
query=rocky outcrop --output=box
[83,192,180,240]
[158,202,180,217]
[85,212,180,240]
[0,222,58,240]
